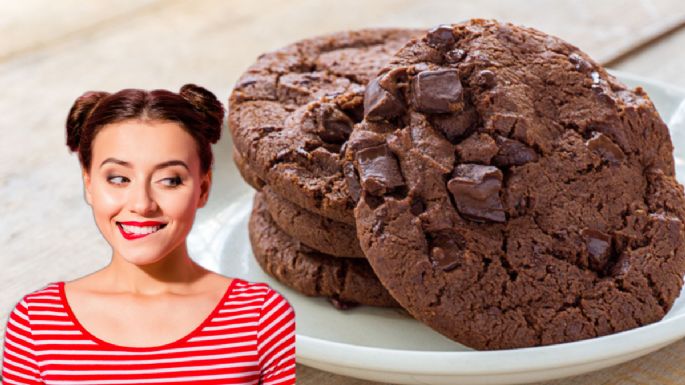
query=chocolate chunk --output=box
[354,144,405,195]
[426,25,455,49]
[475,70,496,88]
[586,132,624,165]
[411,69,464,113]
[568,53,592,73]
[431,108,477,142]
[447,164,505,222]
[364,76,405,121]
[343,161,362,202]
[319,105,354,143]
[581,228,612,272]
[445,48,467,63]
[430,247,462,271]
[492,135,539,167]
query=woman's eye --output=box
[107,176,128,185]
[162,176,183,187]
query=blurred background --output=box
[2,1,685,384]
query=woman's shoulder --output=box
[18,281,62,302]
[230,278,293,308]
[8,281,63,316]
[234,278,294,316]
[231,277,271,292]
[231,278,285,297]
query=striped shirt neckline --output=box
[57,278,241,351]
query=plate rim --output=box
[297,312,685,374]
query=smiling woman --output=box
[0,85,296,385]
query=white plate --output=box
[189,71,685,385]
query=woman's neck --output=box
[99,244,209,296]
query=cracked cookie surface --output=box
[248,191,398,308]
[229,29,423,224]
[344,19,685,349]
[232,146,264,191]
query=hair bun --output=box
[65,91,110,152]
[179,84,224,144]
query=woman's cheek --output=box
[99,187,125,208]
[159,189,197,221]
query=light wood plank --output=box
[0,0,163,61]
[613,25,685,88]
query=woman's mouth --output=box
[116,222,167,240]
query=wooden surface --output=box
[2,1,685,384]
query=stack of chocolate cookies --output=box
[229,29,423,308]
[229,20,685,350]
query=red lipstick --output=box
[116,221,167,240]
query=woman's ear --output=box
[198,169,212,208]
[82,168,93,206]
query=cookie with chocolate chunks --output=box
[248,192,398,308]
[229,29,422,224]
[344,19,685,349]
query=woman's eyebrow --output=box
[99,157,189,171]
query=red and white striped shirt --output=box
[1,278,296,385]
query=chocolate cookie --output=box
[345,20,685,349]
[262,185,365,258]
[248,191,398,308]
[229,28,422,224]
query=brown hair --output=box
[65,84,224,175]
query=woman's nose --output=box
[129,181,158,215]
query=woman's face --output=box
[82,119,211,266]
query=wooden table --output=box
[2,1,685,384]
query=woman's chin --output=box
[117,251,168,266]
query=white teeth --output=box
[121,224,162,235]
